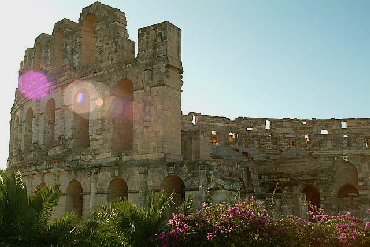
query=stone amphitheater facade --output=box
[7,2,370,218]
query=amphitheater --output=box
[7,2,370,218]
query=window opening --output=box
[366,138,370,148]
[265,120,271,130]
[80,14,97,64]
[305,134,310,144]
[107,177,128,202]
[112,79,133,151]
[228,132,236,142]
[321,129,328,135]
[66,180,83,216]
[210,137,218,145]
[191,115,196,125]
[54,30,63,69]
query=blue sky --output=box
[1,0,370,168]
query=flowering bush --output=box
[307,207,370,246]
[158,198,370,247]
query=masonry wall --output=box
[8,2,370,218]
[182,113,370,216]
[9,2,185,217]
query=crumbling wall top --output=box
[80,2,128,26]
[53,19,78,34]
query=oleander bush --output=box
[158,198,370,247]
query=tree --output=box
[0,170,78,245]
[75,191,172,246]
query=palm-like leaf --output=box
[77,191,173,246]
[0,171,63,245]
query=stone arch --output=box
[337,184,360,213]
[302,185,320,208]
[66,180,83,216]
[107,177,128,202]
[162,175,185,205]
[43,98,55,150]
[112,79,133,151]
[338,184,359,198]
[24,107,33,154]
[80,14,97,65]
[336,161,359,188]
[73,89,90,148]
[54,30,63,69]
[39,181,46,189]
[210,137,218,145]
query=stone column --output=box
[138,165,148,207]
[198,164,207,208]
[90,171,98,210]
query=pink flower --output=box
[365,222,370,230]
[206,233,214,240]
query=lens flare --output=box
[18,71,51,99]
[124,101,134,121]
[75,92,85,104]
[95,98,104,107]
[111,97,135,121]
[64,80,101,116]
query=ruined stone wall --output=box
[182,113,370,216]
[8,2,185,217]
[183,113,370,154]
[8,2,370,218]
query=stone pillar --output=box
[90,171,98,210]
[198,164,207,208]
[134,21,183,161]
[138,165,148,207]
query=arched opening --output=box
[34,44,42,70]
[44,98,55,150]
[337,184,359,213]
[80,14,97,65]
[107,177,128,202]
[39,182,46,189]
[66,180,83,216]
[73,89,90,148]
[210,137,218,145]
[112,79,133,151]
[302,185,320,208]
[162,175,185,205]
[54,30,64,69]
[338,184,359,198]
[24,108,33,154]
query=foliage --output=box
[158,198,370,247]
[4,169,370,246]
[0,170,75,245]
[158,198,279,246]
[72,191,173,246]
[45,212,82,246]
